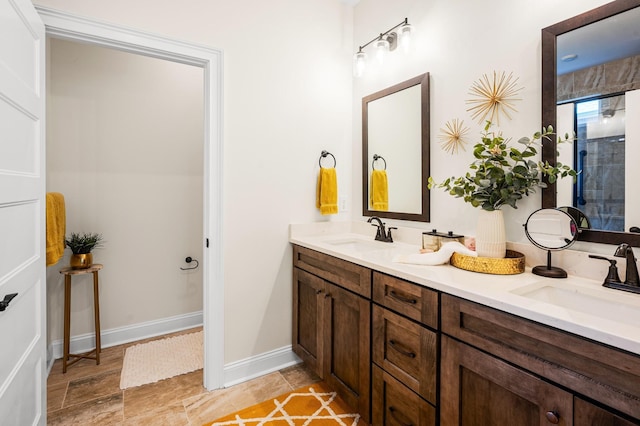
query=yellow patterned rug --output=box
[204,383,360,425]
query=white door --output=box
[0,0,46,424]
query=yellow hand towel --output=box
[46,192,66,266]
[370,169,388,211]
[316,167,338,215]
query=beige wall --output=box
[46,39,204,344]
[36,0,354,364]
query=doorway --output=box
[37,6,224,390]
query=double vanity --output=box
[290,221,640,425]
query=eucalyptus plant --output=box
[65,232,104,254]
[428,121,577,211]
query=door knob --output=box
[0,293,18,312]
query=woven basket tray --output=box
[450,249,525,275]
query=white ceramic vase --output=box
[475,209,506,258]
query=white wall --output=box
[37,0,615,367]
[352,0,610,242]
[36,0,354,364]
[45,39,204,344]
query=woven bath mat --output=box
[119,330,203,389]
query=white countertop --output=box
[290,221,640,355]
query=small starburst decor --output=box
[466,71,522,125]
[439,118,470,154]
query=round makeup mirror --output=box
[524,208,579,278]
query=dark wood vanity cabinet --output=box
[371,272,438,425]
[292,246,371,423]
[441,294,640,425]
[292,245,640,425]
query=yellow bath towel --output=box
[46,192,66,266]
[370,169,388,211]
[316,167,338,215]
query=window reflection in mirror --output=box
[557,93,629,232]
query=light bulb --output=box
[375,37,389,64]
[353,51,367,78]
[398,23,414,53]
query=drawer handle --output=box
[389,290,417,305]
[389,339,416,358]
[545,411,560,424]
[389,406,413,426]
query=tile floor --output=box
[46,327,321,425]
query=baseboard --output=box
[49,310,203,362]
[223,346,302,388]
[48,311,301,389]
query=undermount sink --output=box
[324,237,393,253]
[510,280,640,326]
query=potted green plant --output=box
[65,232,104,269]
[429,121,577,257]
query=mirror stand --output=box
[525,208,579,279]
[532,250,567,279]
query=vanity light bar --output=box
[353,18,414,78]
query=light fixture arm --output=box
[356,18,409,52]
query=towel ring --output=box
[319,150,337,168]
[372,154,387,171]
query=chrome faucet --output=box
[614,243,640,287]
[367,216,396,243]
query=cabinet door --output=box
[292,268,326,377]
[441,336,573,426]
[324,283,371,423]
[574,398,640,426]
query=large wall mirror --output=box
[541,0,640,246]
[362,72,430,221]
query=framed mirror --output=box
[362,72,430,221]
[541,0,640,246]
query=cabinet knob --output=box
[545,411,560,424]
[316,289,323,295]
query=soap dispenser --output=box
[588,255,621,285]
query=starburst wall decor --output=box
[438,118,470,154]
[466,71,522,125]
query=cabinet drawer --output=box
[373,305,437,404]
[293,245,372,298]
[372,365,436,426]
[442,294,640,421]
[373,272,438,329]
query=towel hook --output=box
[372,154,387,170]
[180,256,199,271]
[319,150,337,168]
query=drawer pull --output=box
[389,406,413,426]
[545,411,560,424]
[389,339,416,358]
[389,290,417,305]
